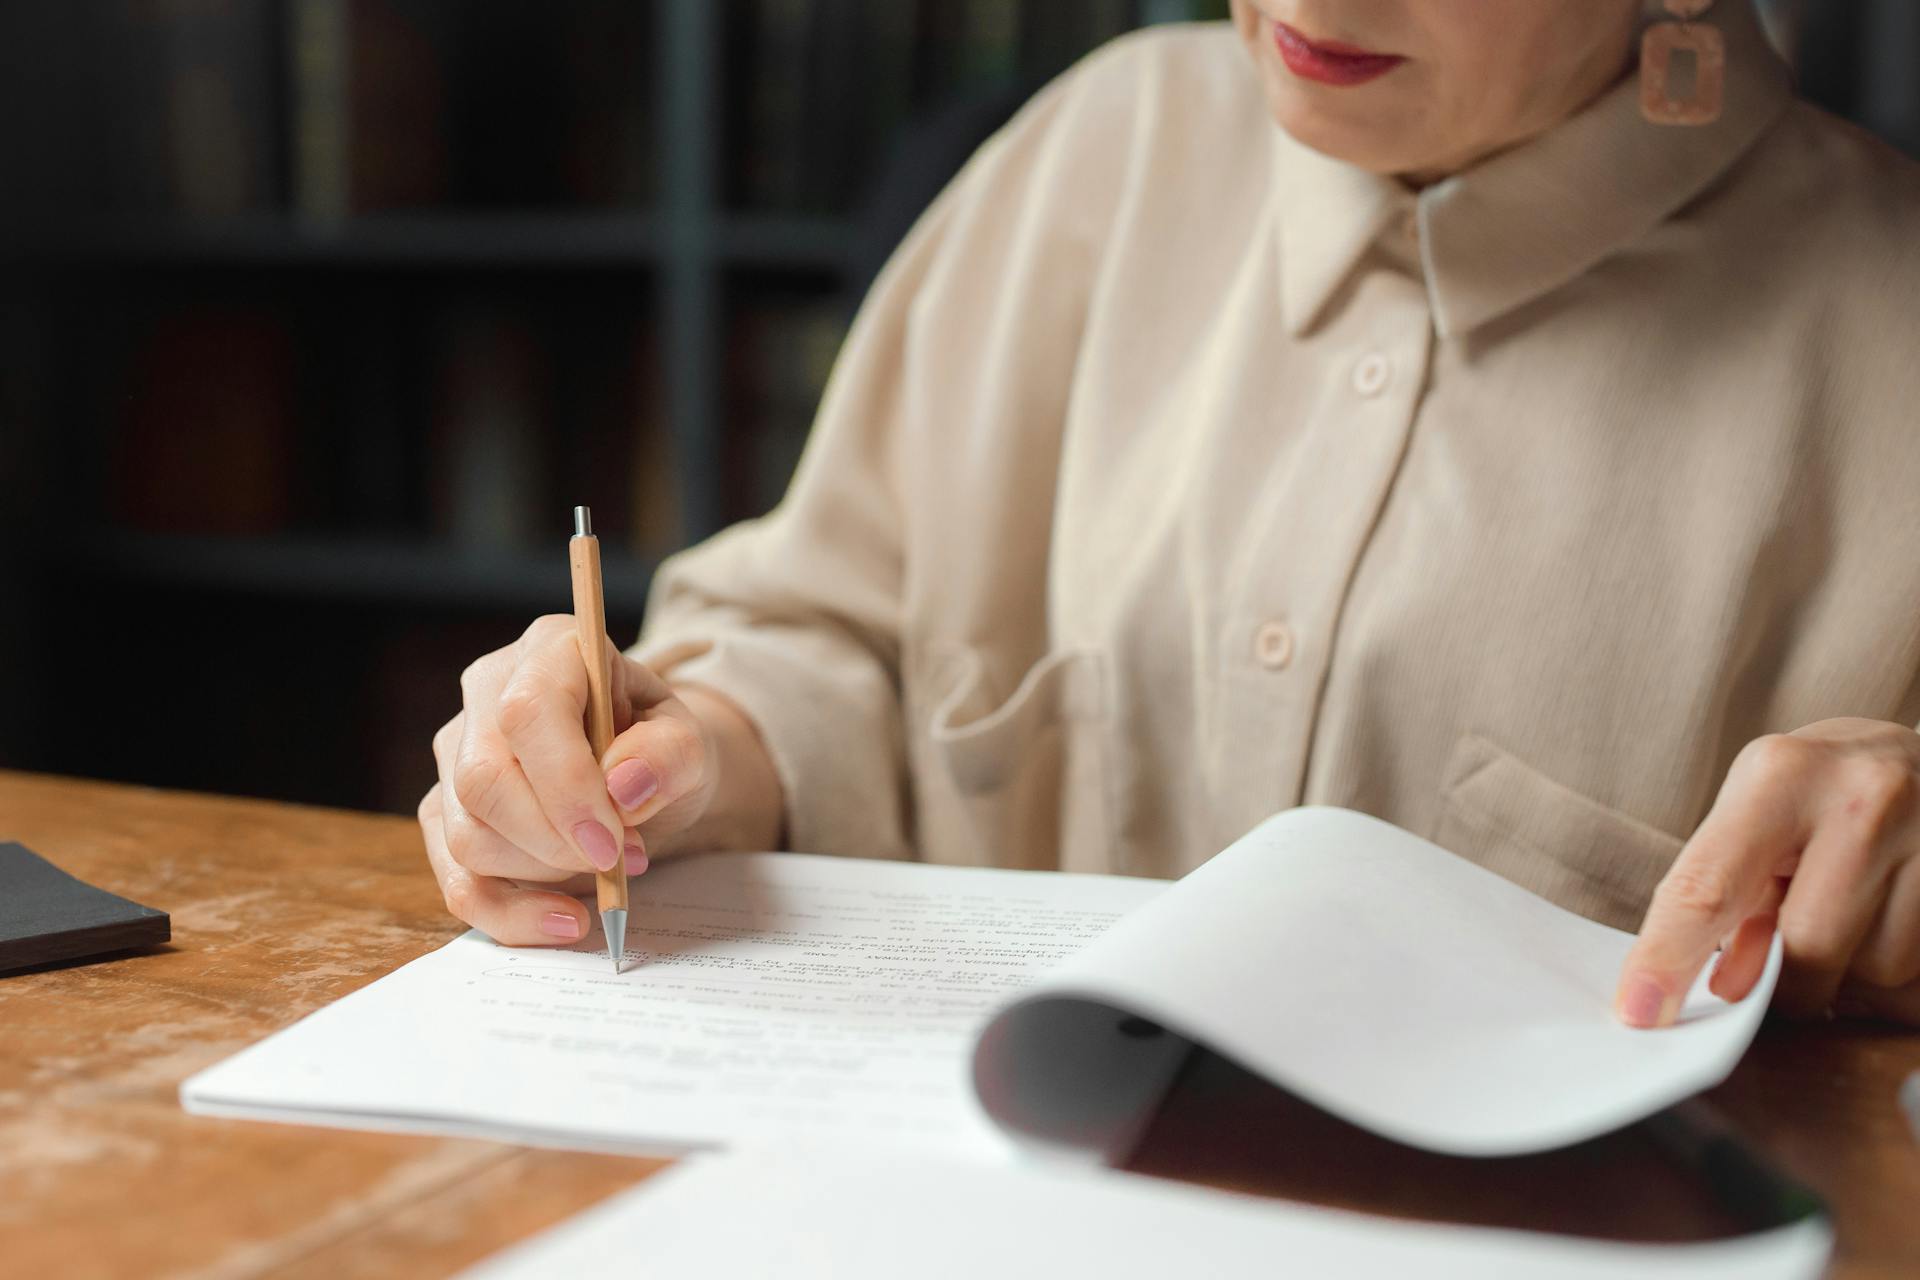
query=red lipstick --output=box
[1273,21,1405,86]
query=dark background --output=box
[0,0,1913,818]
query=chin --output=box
[1269,96,1419,175]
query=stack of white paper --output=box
[455,1149,1832,1280]
[183,808,1778,1163]
[179,807,1821,1276]
[184,851,1163,1157]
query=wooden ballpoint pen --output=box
[570,505,628,972]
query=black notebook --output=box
[0,842,170,974]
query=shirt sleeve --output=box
[629,59,1109,859]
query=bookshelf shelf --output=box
[717,213,857,271]
[34,211,855,274]
[67,532,659,615]
[57,214,664,270]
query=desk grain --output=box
[1,771,1915,1278]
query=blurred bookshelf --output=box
[0,0,1909,815]
[0,0,1228,812]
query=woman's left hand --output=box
[1615,717,1920,1028]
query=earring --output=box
[1640,0,1725,126]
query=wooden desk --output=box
[2,771,1916,1279]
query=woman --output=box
[419,0,1920,1031]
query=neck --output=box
[1393,13,1644,189]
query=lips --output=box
[1272,20,1405,87]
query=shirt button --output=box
[1253,620,1294,670]
[1352,352,1391,397]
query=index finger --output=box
[1615,788,1804,1028]
[496,628,632,876]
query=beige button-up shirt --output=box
[637,3,1920,932]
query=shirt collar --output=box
[1273,0,1793,340]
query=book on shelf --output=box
[623,326,685,557]
[727,296,849,519]
[546,313,681,557]
[436,1,658,210]
[911,0,1016,118]
[347,0,451,215]
[288,0,657,219]
[110,307,298,536]
[854,1,920,190]
[555,1,657,208]
[324,308,418,536]
[93,0,277,218]
[737,0,1169,217]
[797,0,864,213]
[288,0,352,223]
[957,0,1021,88]
[426,308,551,551]
[741,0,813,212]
[421,303,680,558]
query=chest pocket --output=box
[909,645,1112,874]
[1433,734,1686,933]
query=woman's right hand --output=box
[417,614,758,946]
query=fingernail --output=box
[607,759,660,810]
[624,840,649,875]
[572,820,620,871]
[540,912,582,940]
[1619,975,1669,1028]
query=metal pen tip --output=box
[573,505,592,537]
[601,907,626,975]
